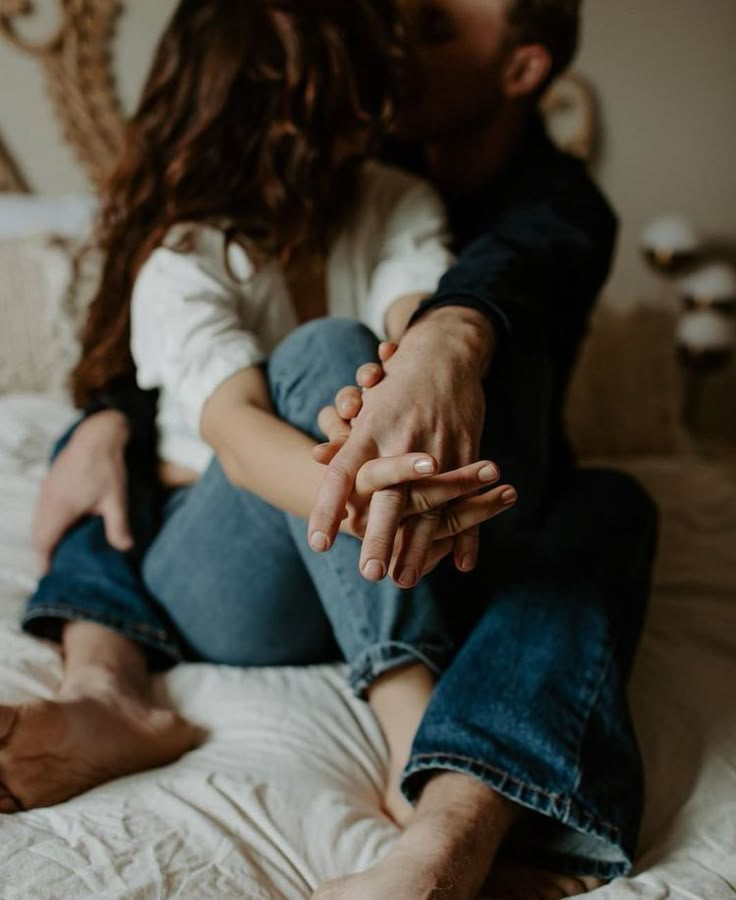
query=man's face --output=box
[394,0,514,141]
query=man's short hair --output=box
[506,0,581,84]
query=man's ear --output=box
[502,44,552,99]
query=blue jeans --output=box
[24,319,657,879]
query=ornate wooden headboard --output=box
[0,0,125,193]
[0,0,598,195]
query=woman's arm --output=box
[200,364,515,561]
[200,365,332,520]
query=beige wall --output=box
[2,0,734,297]
[576,0,736,438]
[1,0,734,432]
[578,0,736,304]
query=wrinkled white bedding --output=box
[0,394,734,900]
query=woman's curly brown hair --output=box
[72,0,399,407]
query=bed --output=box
[1,3,735,898]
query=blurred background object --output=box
[641,214,700,276]
[640,213,736,436]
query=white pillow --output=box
[0,234,89,396]
[0,194,97,240]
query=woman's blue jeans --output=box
[24,319,657,880]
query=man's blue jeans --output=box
[24,319,657,879]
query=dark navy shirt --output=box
[424,116,616,380]
[388,115,618,510]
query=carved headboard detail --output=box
[0,0,598,195]
[0,133,28,191]
[0,0,125,190]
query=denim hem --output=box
[402,753,633,880]
[22,605,183,668]
[349,641,450,697]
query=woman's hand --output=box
[341,453,516,582]
[312,340,398,466]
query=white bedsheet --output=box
[0,394,734,900]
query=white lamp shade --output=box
[677,310,735,351]
[641,215,700,256]
[679,262,736,304]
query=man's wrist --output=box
[406,306,496,377]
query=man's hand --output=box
[32,410,134,573]
[307,308,496,587]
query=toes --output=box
[0,784,22,814]
[484,866,602,900]
[149,710,207,753]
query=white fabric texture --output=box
[0,392,735,899]
[0,235,87,396]
[130,161,454,473]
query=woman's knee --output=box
[142,550,336,667]
[267,318,379,431]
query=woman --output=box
[0,0,513,822]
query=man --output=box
[300,2,656,897]
[13,1,657,898]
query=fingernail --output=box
[414,458,436,475]
[363,559,386,580]
[398,566,417,587]
[310,531,330,552]
[501,488,517,505]
[363,559,386,581]
[461,554,475,571]
[478,464,499,482]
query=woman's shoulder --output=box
[357,159,443,213]
[154,221,255,284]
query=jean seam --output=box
[330,550,454,684]
[22,604,178,648]
[350,641,449,694]
[566,630,617,801]
[319,539,399,658]
[403,751,624,845]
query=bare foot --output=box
[368,663,435,830]
[314,773,519,900]
[382,758,414,828]
[0,693,203,811]
[314,845,465,900]
[484,863,605,899]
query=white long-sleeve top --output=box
[131,161,453,474]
